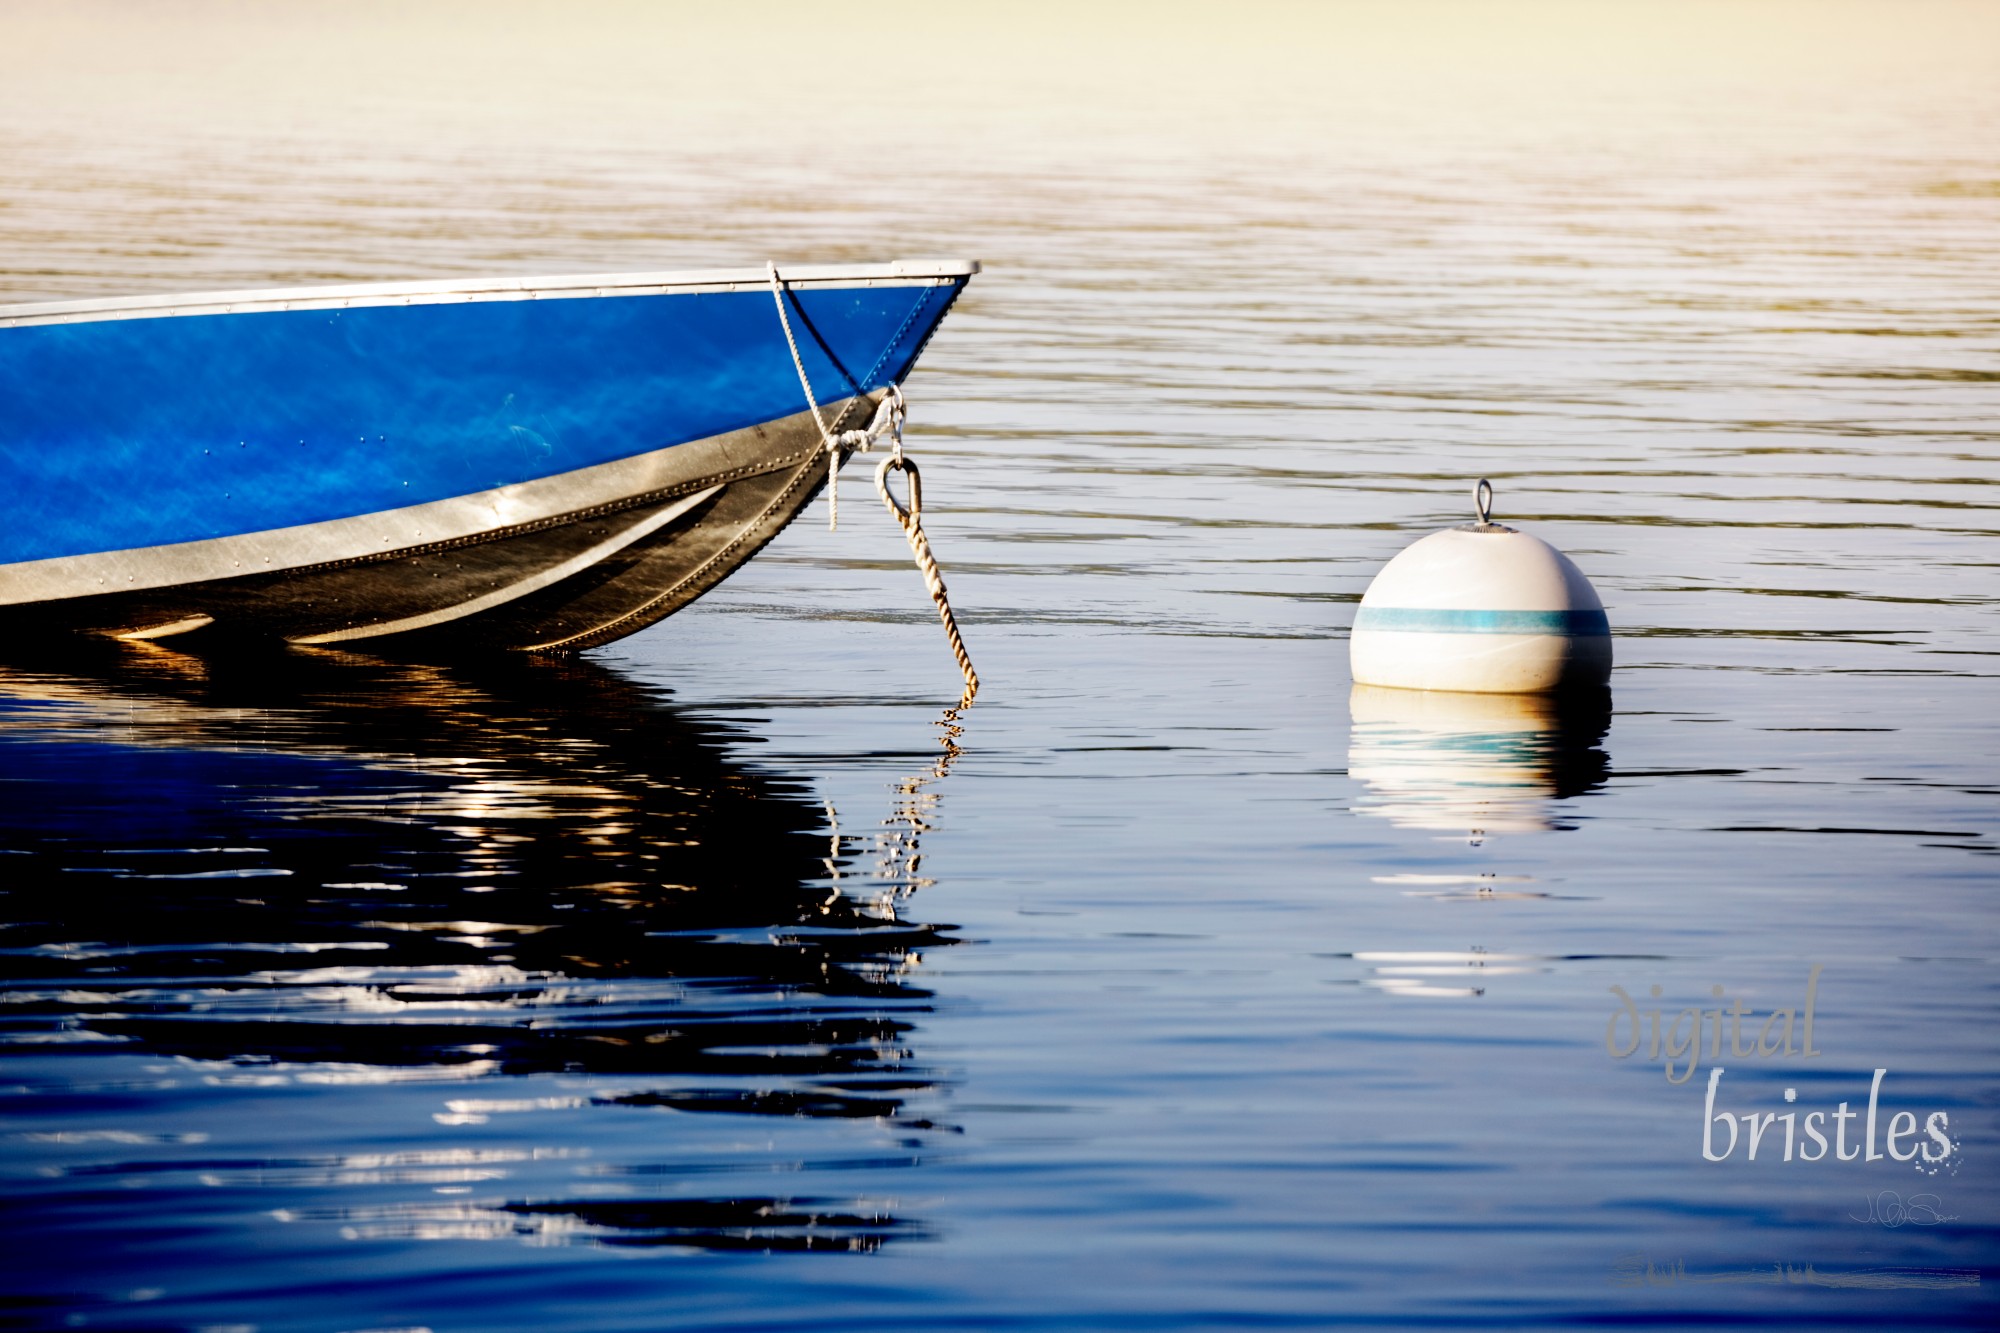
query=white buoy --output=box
[1350,480,1610,694]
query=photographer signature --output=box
[1851,1191,1955,1228]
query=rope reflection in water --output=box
[824,703,969,923]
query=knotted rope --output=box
[768,261,980,705]
[768,262,902,531]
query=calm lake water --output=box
[2,3,1997,1329]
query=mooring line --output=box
[875,452,979,707]
[768,261,980,705]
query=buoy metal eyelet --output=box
[1460,477,1513,533]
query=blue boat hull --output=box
[0,261,973,651]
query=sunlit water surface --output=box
[2,4,1997,1329]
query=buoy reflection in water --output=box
[1346,684,1611,838]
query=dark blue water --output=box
[3,3,1998,1328]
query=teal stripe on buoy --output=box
[1352,606,1610,636]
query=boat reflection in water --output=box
[1347,683,1612,841]
[0,643,953,1257]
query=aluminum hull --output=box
[0,261,974,652]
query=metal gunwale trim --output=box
[524,383,882,653]
[288,485,722,644]
[0,259,982,328]
[0,403,853,605]
[525,438,823,653]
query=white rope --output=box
[768,262,903,530]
